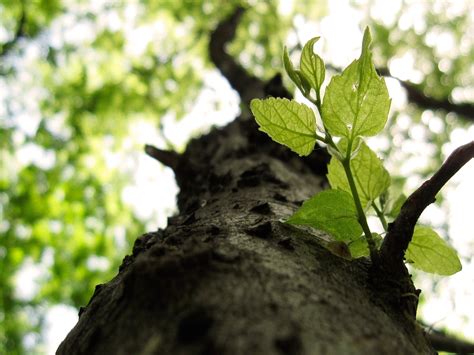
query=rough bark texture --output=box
[57,113,434,354]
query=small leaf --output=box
[327,141,390,208]
[321,27,390,138]
[300,37,325,93]
[287,189,362,241]
[405,226,462,275]
[348,233,383,258]
[283,47,303,88]
[250,98,317,156]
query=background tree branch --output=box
[0,1,26,58]
[426,328,474,354]
[377,67,474,122]
[326,64,474,122]
[209,6,265,106]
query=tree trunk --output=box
[57,112,434,354]
[57,8,435,355]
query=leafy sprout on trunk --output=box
[250,27,462,276]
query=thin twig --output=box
[379,140,474,273]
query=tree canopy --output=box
[1,1,473,353]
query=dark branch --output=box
[327,64,474,122]
[379,140,474,273]
[209,6,265,105]
[427,330,474,354]
[377,67,474,122]
[144,144,180,172]
[0,2,26,58]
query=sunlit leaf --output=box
[287,189,362,241]
[321,28,390,139]
[300,37,325,93]
[405,226,462,275]
[250,97,317,156]
[327,140,390,208]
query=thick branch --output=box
[209,6,265,105]
[377,67,474,121]
[428,331,474,354]
[379,140,474,273]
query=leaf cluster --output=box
[250,28,461,276]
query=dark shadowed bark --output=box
[57,8,439,355]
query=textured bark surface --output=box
[57,113,434,354]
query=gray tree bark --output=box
[57,112,433,354]
[57,8,435,355]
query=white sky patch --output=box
[45,113,71,140]
[448,162,474,252]
[278,0,294,16]
[451,86,474,104]
[389,51,424,83]
[398,1,428,34]
[445,125,474,253]
[384,77,407,111]
[417,125,474,338]
[120,69,240,230]
[44,304,78,355]
[16,143,56,170]
[368,0,402,27]
[125,23,158,57]
[96,119,175,229]
[418,261,474,338]
[425,27,457,58]
[14,248,56,303]
[121,166,178,229]
[14,259,44,301]
[162,69,240,148]
[86,255,110,272]
[320,0,363,67]
[421,110,445,134]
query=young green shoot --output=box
[250,27,462,276]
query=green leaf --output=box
[250,97,317,156]
[348,233,383,258]
[321,27,390,139]
[283,49,311,95]
[283,47,303,89]
[295,70,312,95]
[405,226,462,275]
[300,37,325,93]
[327,140,390,209]
[287,189,362,241]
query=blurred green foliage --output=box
[0,0,472,353]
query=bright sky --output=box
[7,0,473,353]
